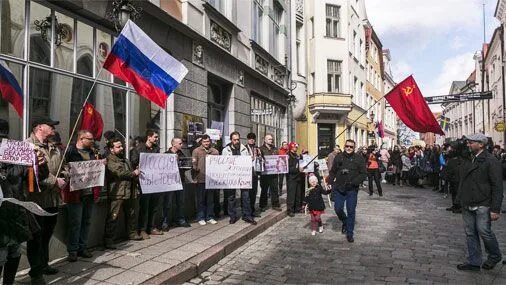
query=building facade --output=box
[297,0,368,158]
[382,49,397,148]
[364,26,383,147]
[0,0,297,265]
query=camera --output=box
[341,168,350,175]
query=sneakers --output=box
[319,226,323,233]
[381,180,387,183]
[457,263,481,271]
[311,231,316,236]
[198,220,207,226]
[207,219,218,225]
[140,231,150,240]
[149,229,164,235]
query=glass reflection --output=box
[0,0,25,58]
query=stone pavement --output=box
[14,207,286,285]
[195,184,506,284]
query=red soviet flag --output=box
[385,75,445,136]
[80,102,104,140]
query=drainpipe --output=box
[501,24,506,146]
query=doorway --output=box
[318,123,335,158]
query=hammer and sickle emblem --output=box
[402,85,415,97]
[87,107,93,115]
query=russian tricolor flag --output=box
[0,61,23,117]
[104,20,188,109]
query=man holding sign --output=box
[26,116,66,281]
[104,137,142,249]
[222,132,257,225]
[63,130,101,262]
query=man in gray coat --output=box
[456,133,503,271]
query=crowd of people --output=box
[1,113,505,285]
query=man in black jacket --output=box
[130,129,163,239]
[456,133,503,271]
[327,139,366,243]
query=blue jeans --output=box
[226,189,252,219]
[462,206,502,266]
[66,195,94,254]
[333,188,358,237]
[196,183,214,221]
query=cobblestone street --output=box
[193,185,506,284]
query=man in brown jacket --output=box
[26,116,66,283]
[192,134,219,225]
[104,138,142,249]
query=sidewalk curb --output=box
[142,210,286,284]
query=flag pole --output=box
[302,92,391,169]
[55,66,105,178]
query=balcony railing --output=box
[308,92,353,114]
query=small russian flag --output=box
[103,20,188,109]
[0,61,23,117]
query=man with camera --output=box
[456,133,503,271]
[327,139,366,243]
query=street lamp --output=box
[107,0,142,32]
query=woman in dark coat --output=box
[287,142,303,217]
[390,146,403,186]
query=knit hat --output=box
[288,142,298,150]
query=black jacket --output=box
[288,152,302,181]
[304,185,329,211]
[328,152,367,190]
[130,143,161,169]
[457,151,503,213]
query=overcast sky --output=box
[366,0,499,112]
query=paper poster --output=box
[300,155,314,173]
[139,153,183,193]
[205,155,252,189]
[69,159,106,191]
[206,128,222,141]
[0,185,57,216]
[0,139,35,166]
[263,155,288,175]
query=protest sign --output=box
[69,159,106,191]
[0,139,35,166]
[315,159,328,171]
[206,128,221,141]
[300,155,314,173]
[263,155,288,175]
[205,155,252,189]
[139,153,183,193]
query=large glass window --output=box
[0,0,25,58]
[251,96,285,146]
[54,12,74,71]
[29,2,51,65]
[252,0,263,44]
[325,4,340,38]
[76,20,93,77]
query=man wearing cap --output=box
[456,133,503,271]
[26,116,66,281]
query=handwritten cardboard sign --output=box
[139,153,183,193]
[263,155,288,175]
[205,156,252,189]
[69,159,106,191]
[0,139,35,166]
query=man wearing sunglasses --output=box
[327,139,366,243]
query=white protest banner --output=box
[139,153,183,193]
[315,159,328,171]
[69,159,106,191]
[205,155,252,189]
[206,128,221,141]
[300,155,314,173]
[0,185,57,216]
[0,139,35,166]
[263,155,288,175]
